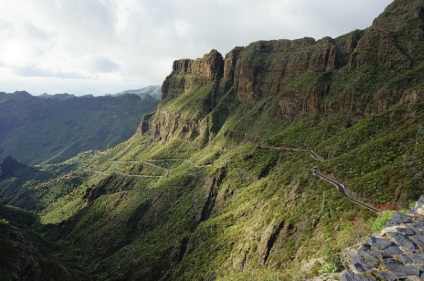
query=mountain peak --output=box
[162,49,224,99]
[372,0,424,32]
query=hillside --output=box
[116,85,162,100]
[0,0,423,280]
[0,91,159,164]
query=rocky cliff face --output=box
[145,0,423,146]
[161,49,224,100]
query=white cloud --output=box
[14,65,86,79]
[85,55,120,74]
[0,0,393,95]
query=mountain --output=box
[0,0,424,280]
[116,85,161,100]
[0,91,159,164]
[38,93,77,100]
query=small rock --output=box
[382,258,421,277]
[368,237,393,249]
[351,261,376,273]
[386,232,418,251]
[341,270,376,281]
[385,212,413,227]
[414,195,424,209]
[377,271,401,281]
[359,243,371,251]
[396,227,415,236]
[409,235,424,249]
[355,250,380,264]
[368,237,403,254]
[399,253,424,268]
[411,219,424,234]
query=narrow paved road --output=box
[93,158,211,179]
[312,167,379,213]
[310,150,324,162]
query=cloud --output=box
[0,0,393,95]
[14,65,86,79]
[86,55,120,73]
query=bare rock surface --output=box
[341,195,424,280]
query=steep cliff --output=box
[161,49,224,100]
[145,0,423,148]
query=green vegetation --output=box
[372,211,396,232]
[318,262,339,275]
[3,97,422,279]
[1,1,424,279]
[0,92,159,164]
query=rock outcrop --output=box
[161,49,224,100]
[146,0,423,147]
[342,196,424,280]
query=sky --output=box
[0,0,393,96]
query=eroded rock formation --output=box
[162,49,224,100]
[143,0,424,147]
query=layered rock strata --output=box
[342,196,424,280]
[144,0,424,148]
[161,49,224,100]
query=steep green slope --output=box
[0,91,159,164]
[11,103,420,280]
[0,204,87,281]
[0,0,424,280]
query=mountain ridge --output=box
[0,91,159,164]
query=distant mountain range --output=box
[1,0,424,280]
[0,89,159,164]
[115,85,161,100]
[36,85,162,101]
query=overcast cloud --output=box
[0,0,392,96]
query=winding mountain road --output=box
[310,150,379,214]
[312,167,379,213]
[92,158,211,179]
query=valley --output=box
[0,89,159,165]
[1,0,424,280]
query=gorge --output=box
[1,0,424,280]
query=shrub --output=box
[371,210,396,232]
[318,262,338,274]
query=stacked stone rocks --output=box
[342,196,424,281]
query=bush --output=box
[371,210,396,232]
[318,262,338,274]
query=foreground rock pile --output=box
[342,196,424,281]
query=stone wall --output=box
[341,195,424,281]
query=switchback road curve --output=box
[312,167,380,214]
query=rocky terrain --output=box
[0,0,423,280]
[342,196,424,280]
